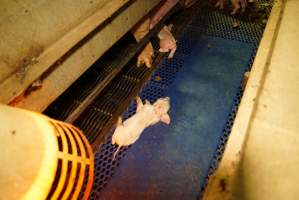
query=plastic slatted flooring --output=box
[89,1,272,200]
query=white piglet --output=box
[158,25,177,59]
[112,96,171,160]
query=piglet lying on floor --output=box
[112,96,171,160]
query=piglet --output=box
[131,18,154,68]
[215,0,247,15]
[231,0,247,15]
[158,25,177,59]
[112,96,171,160]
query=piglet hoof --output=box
[168,47,177,59]
[231,4,240,15]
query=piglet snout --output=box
[164,97,170,101]
[161,113,171,125]
[153,96,171,125]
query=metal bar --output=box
[64,3,182,124]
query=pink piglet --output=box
[111,96,171,160]
[158,25,177,59]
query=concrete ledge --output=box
[2,0,161,112]
[202,0,285,199]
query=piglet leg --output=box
[215,0,224,10]
[136,96,144,112]
[231,0,240,15]
[168,46,177,59]
[240,0,247,12]
[231,0,247,15]
[113,146,121,161]
[112,117,122,145]
[131,17,150,42]
[145,99,151,105]
[117,116,122,126]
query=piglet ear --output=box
[145,100,151,105]
[161,114,170,125]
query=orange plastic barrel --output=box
[0,104,94,200]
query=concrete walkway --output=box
[203,1,299,199]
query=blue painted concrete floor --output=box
[91,8,256,199]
